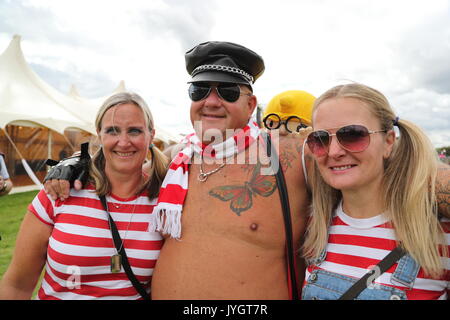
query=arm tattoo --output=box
[279,149,295,172]
[278,138,301,173]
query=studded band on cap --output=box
[191,64,255,84]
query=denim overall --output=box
[302,249,421,300]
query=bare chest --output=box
[181,159,308,248]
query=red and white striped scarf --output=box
[151,120,261,239]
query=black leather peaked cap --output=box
[185,41,265,86]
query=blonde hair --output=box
[302,83,447,278]
[89,92,168,199]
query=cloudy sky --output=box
[1,0,449,146]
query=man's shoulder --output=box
[251,133,305,178]
[266,134,305,158]
[164,142,188,160]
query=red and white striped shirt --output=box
[29,185,163,300]
[305,203,450,300]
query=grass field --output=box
[0,190,40,296]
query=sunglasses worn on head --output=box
[188,83,252,103]
[263,113,308,133]
[306,124,387,157]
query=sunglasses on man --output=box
[306,124,387,157]
[188,83,252,103]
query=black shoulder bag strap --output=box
[264,132,299,300]
[339,246,406,300]
[99,195,151,300]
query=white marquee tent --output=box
[0,35,95,135]
[67,81,182,146]
[0,35,180,188]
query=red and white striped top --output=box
[29,185,163,300]
[305,203,450,300]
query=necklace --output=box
[198,154,226,182]
[106,195,138,273]
[112,202,121,209]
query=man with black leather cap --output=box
[149,41,310,299]
[44,41,311,299]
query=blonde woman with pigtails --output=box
[0,92,168,299]
[89,92,168,200]
[302,83,449,300]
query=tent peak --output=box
[113,80,126,93]
[68,84,81,98]
[1,34,23,58]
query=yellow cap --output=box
[263,90,316,125]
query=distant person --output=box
[302,83,449,300]
[0,92,168,299]
[0,151,13,196]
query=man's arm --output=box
[436,162,450,218]
[43,143,90,200]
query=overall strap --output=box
[339,246,406,300]
[263,132,299,300]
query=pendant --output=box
[198,173,208,182]
[198,163,226,182]
[111,254,122,273]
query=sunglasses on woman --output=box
[306,124,387,157]
[188,83,252,103]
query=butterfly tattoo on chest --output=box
[208,162,277,216]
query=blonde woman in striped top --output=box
[0,92,168,299]
[302,83,449,300]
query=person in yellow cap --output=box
[263,90,315,136]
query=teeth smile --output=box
[116,152,134,157]
[332,165,354,171]
[203,114,224,118]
